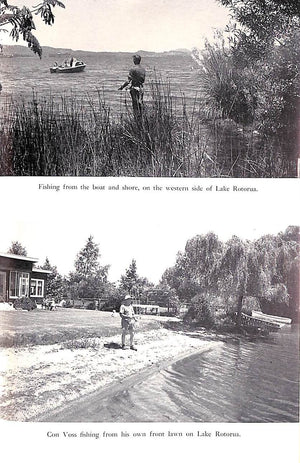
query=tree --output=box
[198,1,299,160]
[217,236,248,326]
[162,233,224,301]
[40,256,64,301]
[0,1,65,58]
[119,259,153,299]
[218,0,300,58]
[146,283,180,311]
[163,227,299,327]
[68,236,109,299]
[7,240,27,255]
[100,282,124,311]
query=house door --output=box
[0,271,6,302]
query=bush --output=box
[184,295,216,328]
[199,39,256,125]
[13,297,37,311]
[63,299,74,308]
[86,301,97,310]
[184,293,237,330]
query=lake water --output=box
[0,52,295,177]
[94,326,299,422]
[0,52,199,115]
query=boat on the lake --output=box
[241,311,291,333]
[50,58,86,74]
[251,310,292,325]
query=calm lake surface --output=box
[96,326,299,422]
[0,52,295,177]
[0,52,199,114]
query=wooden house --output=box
[0,252,51,304]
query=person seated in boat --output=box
[118,54,146,116]
[53,61,58,68]
[70,57,79,67]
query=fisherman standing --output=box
[119,295,138,350]
[118,54,146,116]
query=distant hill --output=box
[1,45,95,57]
[136,48,191,57]
[0,44,33,57]
[165,48,191,55]
[1,45,191,58]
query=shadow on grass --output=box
[103,342,122,349]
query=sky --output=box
[0,0,230,52]
[0,178,299,284]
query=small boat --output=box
[252,310,292,325]
[50,62,86,73]
[240,312,286,333]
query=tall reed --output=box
[0,81,295,177]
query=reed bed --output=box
[0,81,295,177]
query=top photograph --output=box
[0,0,299,178]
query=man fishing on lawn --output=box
[119,294,138,350]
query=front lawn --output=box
[0,308,161,347]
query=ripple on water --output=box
[91,328,299,422]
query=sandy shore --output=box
[0,327,215,421]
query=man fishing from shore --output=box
[118,54,146,117]
[119,295,138,350]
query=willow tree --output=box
[0,0,65,57]
[256,227,299,317]
[162,227,299,327]
[162,233,225,302]
[215,236,248,326]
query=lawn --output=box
[0,308,212,421]
[0,308,162,347]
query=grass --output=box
[61,338,100,350]
[0,80,295,177]
[0,308,162,348]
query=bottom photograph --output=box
[0,210,299,424]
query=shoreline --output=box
[0,327,219,422]
[36,342,215,422]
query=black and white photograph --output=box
[0,1,299,462]
[0,0,299,177]
[0,178,299,425]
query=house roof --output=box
[32,267,52,274]
[0,252,38,262]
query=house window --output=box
[30,279,44,297]
[9,271,30,298]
